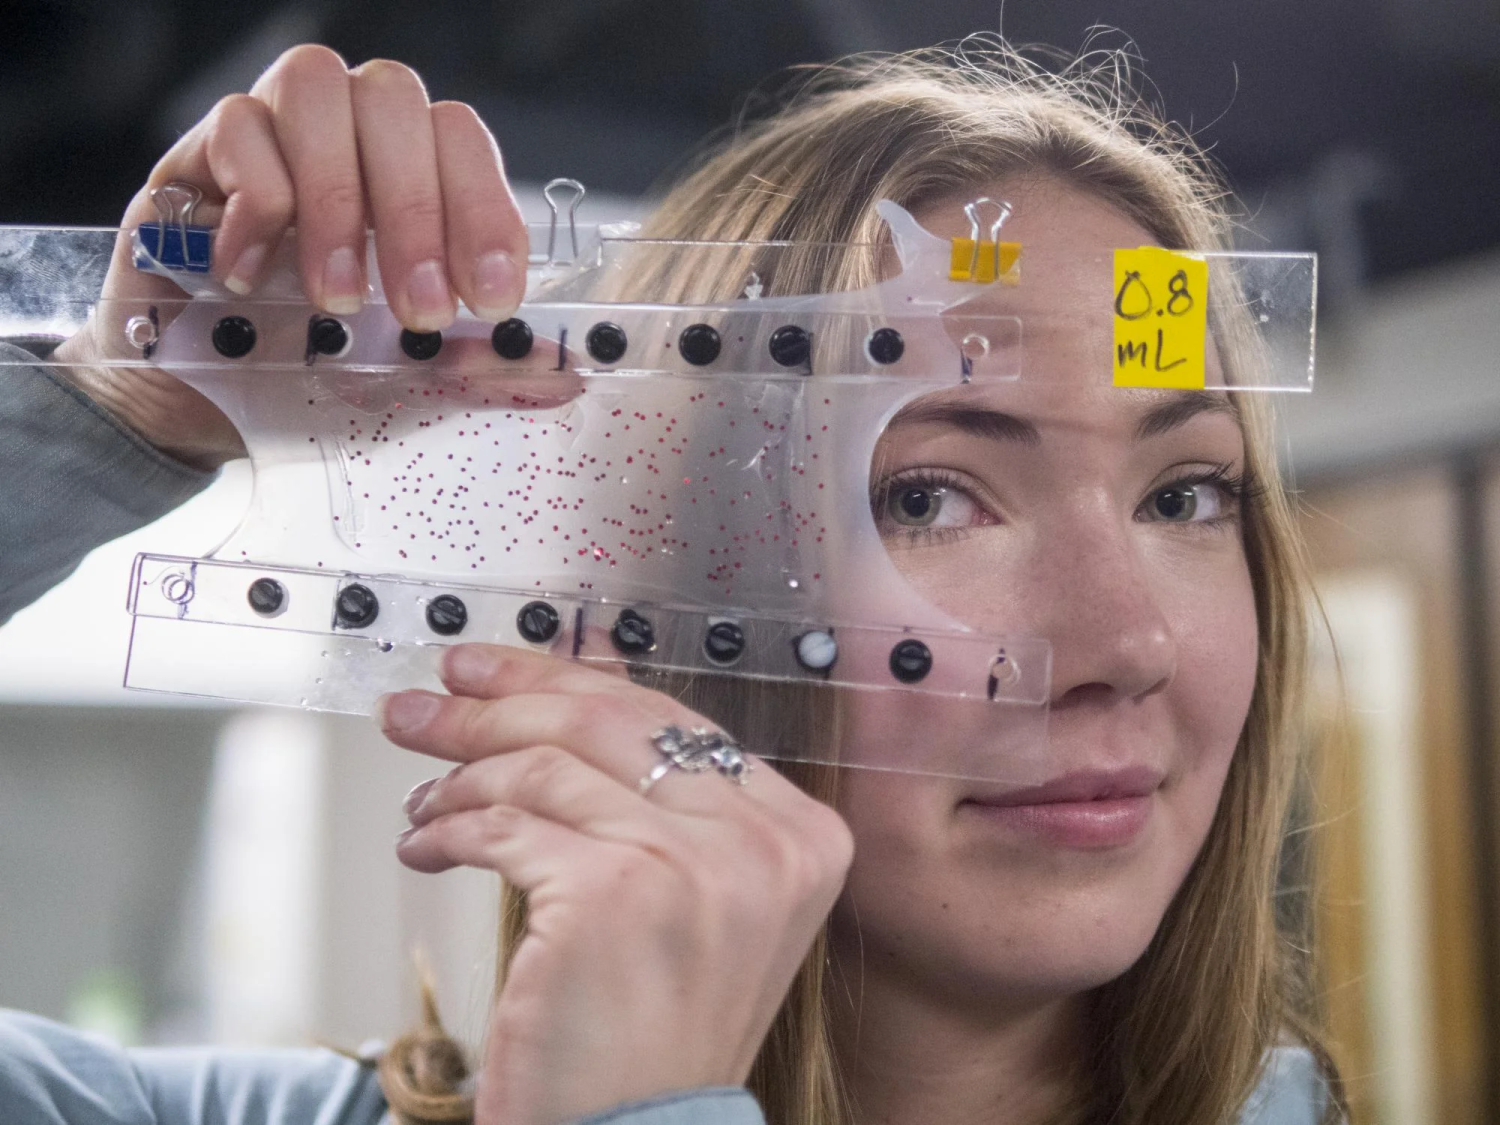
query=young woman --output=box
[0,36,1343,1125]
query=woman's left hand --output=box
[379,642,854,1125]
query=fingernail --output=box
[472,251,520,320]
[224,243,268,295]
[403,777,438,817]
[377,690,442,734]
[396,825,418,845]
[406,258,453,328]
[444,643,500,688]
[322,246,364,315]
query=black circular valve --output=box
[677,323,721,366]
[491,317,534,360]
[768,324,811,369]
[703,620,746,665]
[425,594,468,636]
[611,608,656,655]
[400,329,443,361]
[516,600,561,644]
[866,326,905,365]
[334,583,379,629]
[889,638,933,683]
[307,316,349,356]
[247,577,285,616]
[586,321,628,364]
[211,316,257,358]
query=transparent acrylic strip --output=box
[124,554,1053,782]
[127,554,1050,706]
[75,299,1026,383]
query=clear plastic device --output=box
[0,180,1317,782]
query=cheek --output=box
[827,775,967,965]
[1166,552,1259,778]
[1145,550,1258,901]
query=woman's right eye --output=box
[873,471,990,541]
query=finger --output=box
[402,328,585,410]
[407,745,659,840]
[377,688,665,775]
[111,94,295,300]
[377,688,767,814]
[431,100,528,321]
[439,642,639,704]
[199,95,296,294]
[397,801,603,885]
[350,59,455,331]
[252,45,366,316]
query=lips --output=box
[962,765,1165,808]
[958,766,1165,849]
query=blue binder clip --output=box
[133,182,213,273]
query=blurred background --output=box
[1,3,1498,1123]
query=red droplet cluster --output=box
[314,374,831,597]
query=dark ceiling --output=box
[4,0,1497,309]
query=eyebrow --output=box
[885,401,1041,444]
[1132,390,1238,441]
[886,390,1237,445]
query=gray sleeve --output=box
[0,1011,765,1125]
[0,342,215,627]
[1238,1046,1334,1125]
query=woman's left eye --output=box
[1151,484,1203,521]
[1141,472,1241,524]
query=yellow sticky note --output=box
[1112,247,1207,389]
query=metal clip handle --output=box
[949,197,1016,283]
[543,177,586,264]
[965,196,1012,246]
[151,182,204,268]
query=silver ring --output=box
[638,724,752,795]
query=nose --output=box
[1030,511,1178,707]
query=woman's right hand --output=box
[51,45,529,469]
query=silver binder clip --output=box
[543,177,586,264]
[134,181,212,273]
[958,196,1012,279]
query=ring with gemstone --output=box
[638,724,752,794]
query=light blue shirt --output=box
[0,1011,763,1125]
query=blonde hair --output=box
[381,35,1344,1125]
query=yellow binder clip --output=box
[949,197,1020,284]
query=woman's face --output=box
[832,179,1258,1007]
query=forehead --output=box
[914,176,1157,254]
[881,384,1244,455]
[916,175,1155,345]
